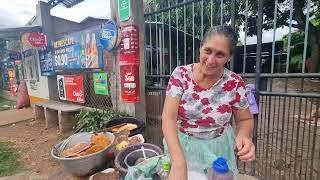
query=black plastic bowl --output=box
[105,117,145,137]
[114,143,163,177]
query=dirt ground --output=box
[0,119,64,179]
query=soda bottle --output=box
[85,32,91,67]
[157,157,170,180]
[90,33,98,67]
[207,157,233,180]
[80,35,86,67]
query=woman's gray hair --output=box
[200,25,237,54]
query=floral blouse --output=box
[166,64,249,139]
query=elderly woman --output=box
[162,25,255,179]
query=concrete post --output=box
[110,0,146,123]
[37,1,59,101]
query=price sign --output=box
[119,25,139,65]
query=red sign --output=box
[28,32,46,47]
[21,32,46,48]
[57,75,85,103]
[120,64,140,102]
[119,25,139,65]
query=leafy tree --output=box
[246,0,320,72]
[144,0,241,39]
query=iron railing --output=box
[143,0,320,179]
[56,71,113,109]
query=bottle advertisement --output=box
[53,26,103,70]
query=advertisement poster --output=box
[57,75,85,103]
[100,20,119,51]
[39,48,54,76]
[23,49,39,81]
[57,75,66,100]
[120,64,140,102]
[119,25,139,65]
[9,52,21,60]
[21,32,46,48]
[14,60,23,83]
[8,69,16,96]
[93,72,109,95]
[53,26,103,70]
[1,60,14,90]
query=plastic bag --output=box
[16,80,30,109]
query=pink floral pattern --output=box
[166,64,249,138]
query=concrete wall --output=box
[18,2,51,103]
[20,1,108,103]
[53,17,81,35]
[28,2,92,102]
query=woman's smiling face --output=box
[199,35,231,76]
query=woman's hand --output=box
[169,160,188,180]
[235,135,255,162]
[233,108,255,162]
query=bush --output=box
[76,108,129,132]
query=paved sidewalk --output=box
[0,108,34,127]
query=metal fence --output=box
[56,71,113,109]
[144,0,320,179]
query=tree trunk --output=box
[308,28,320,73]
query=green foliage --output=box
[282,31,305,47]
[145,0,320,71]
[76,108,129,132]
[145,0,242,39]
[290,54,303,65]
[311,10,320,27]
[0,142,24,177]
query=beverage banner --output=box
[53,26,103,70]
[119,25,139,65]
[39,47,54,76]
[100,20,119,51]
[93,72,109,95]
[8,69,16,96]
[21,32,46,48]
[120,64,140,102]
[57,75,85,103]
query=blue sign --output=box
[39,48,55,76]
[8,51,21,60]
[100,20,118,51]
[53,26,103,70]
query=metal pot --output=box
[51,132,115,176]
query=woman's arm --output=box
[162,96,187,180]
[233,108,255,162]
[234,108,254,138]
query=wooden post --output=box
[110,0,146,123]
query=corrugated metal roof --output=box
[47,0,86,8]
[0,26,42,40]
